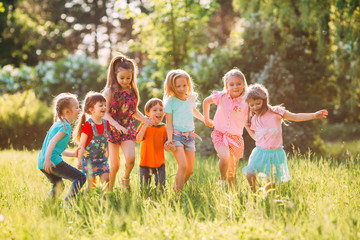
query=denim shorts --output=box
[173,133,196,152]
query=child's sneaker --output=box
[217,179,226,189]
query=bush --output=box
[0,64,35,94]
[319,123,360,142]
[0,91,52,149]
[34,54,106,104]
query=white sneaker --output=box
[217,180,226,189]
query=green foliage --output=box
[319,123,360,142]
[0,91,52,149]
[34,54,106,103]
[130,0,216,70]
[0,64,35,94]
[0,1,76,67]
[0,150,359,239]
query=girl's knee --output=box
[111,162,120,171]
[177,163,187,174]
[125,157,135,167]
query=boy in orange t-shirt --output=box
[136,98,174,189]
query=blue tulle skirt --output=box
[242,146,291,183]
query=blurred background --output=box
[0,0,359,158]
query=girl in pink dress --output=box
[103,55,146,190]
[243,83,328,193]
[203,69,249,187]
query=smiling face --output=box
[148,103,164,125]
[116,68,133,90]
[90,101,106,118]
[248,98,264,115]
[226,76,244,98]
[174,76,189,100]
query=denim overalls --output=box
[82,118,110,177]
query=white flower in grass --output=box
[258,172,267,178]
[0,214,4,221]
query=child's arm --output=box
[43,131,67,173]
[283,109,328,122]
[62,149,79,158]
[193,108,205,123]
[106,145,109,159]
[76,133,88,169]
[165,113,174,144]
[202,96,214,128]
[103,88,128,134]
[136,118,153,143]
[133,109,146,122]
[245,123,256,140]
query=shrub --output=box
[0,64,35,94]
[34,54,106,104]
[0,91,52,149]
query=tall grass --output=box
[0,149,359,239]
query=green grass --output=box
[0,149,359,239]
[323,139,360,159]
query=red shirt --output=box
[81,120,110,148]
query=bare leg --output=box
[247,172,257,193]
[108,142,120,191]
[86,177,96,192]
[215,145,231,181]
[173,146,187,191]
[184,150,195,184]
[265,182,276,192]
[227,154,240,188]
[120,141,135,187]
[99,172,110,192]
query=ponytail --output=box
[73,113,87,143]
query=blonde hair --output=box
[223,68,247,96]
[144,98,163,116]
[53,93,78,130]
[163,69,197,104]
[104,54,140,107]
[73,91,106,143]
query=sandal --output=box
[122,177,131,190]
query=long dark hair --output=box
[104,54,140,107]
[73,91,106,143]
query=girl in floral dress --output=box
[103,55,146,190]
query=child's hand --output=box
[116,124,128,134]
[314,109,328,119]
[77,159,82,170]
[144,117,154,126]
[74,147,81,158]
[43,160,56,174]
[205,119,214,128]
[164,141,176,152]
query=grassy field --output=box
[0,149,359,239]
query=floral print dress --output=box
[107,90,137,143]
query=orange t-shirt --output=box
[137,123,167,168]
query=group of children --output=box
[38,54,328,204]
